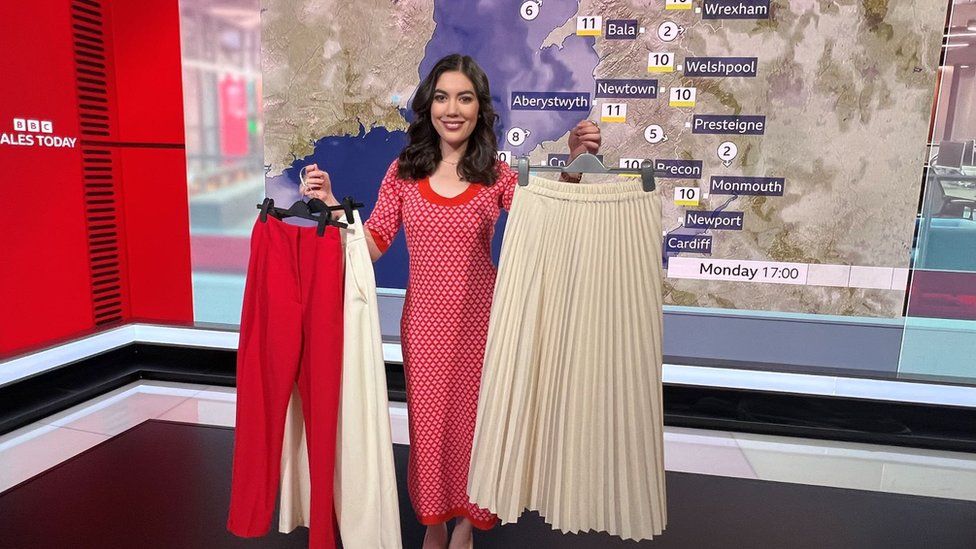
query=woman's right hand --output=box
[301,163,334,202]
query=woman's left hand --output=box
[568,119,602,161]
[562,120,602,182]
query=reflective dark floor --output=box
[2,418,975,549]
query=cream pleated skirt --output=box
[467,176,666,542]
[278,212,402,549]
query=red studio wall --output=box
[0,0,193,357]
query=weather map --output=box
[262,0,946,317]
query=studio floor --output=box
[1,381,975,548]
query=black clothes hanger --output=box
[338,196,365,224]
[257,197,348,236]
[299,197,366,224]
[257,196,367,235]
[298,197,366,222]
[516,153,656,192]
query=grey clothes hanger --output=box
[516,153,656,192]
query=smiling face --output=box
[430,70,480,150]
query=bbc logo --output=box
[13,118,53,134]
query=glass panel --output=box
[900,0,976,384]
[179,0,263,326]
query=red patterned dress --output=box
[364,159,517,529]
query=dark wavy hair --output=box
[397,54,500,185]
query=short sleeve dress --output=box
[364,159,517,529]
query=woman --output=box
[302,54,601,549]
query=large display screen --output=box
[262,0,946,318]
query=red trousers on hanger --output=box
[228,214,344,549]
